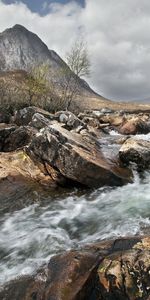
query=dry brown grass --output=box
[75,94,150,113]
[1,70,150,114]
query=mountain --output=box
[2,24,150,113]
[0,24,97,96]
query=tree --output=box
[26,64,50,106]
[60,39,90,110]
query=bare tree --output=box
[60,39,90,110]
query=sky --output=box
[3,0,85,14]
[0,0,150,101]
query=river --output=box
[0,167,150,285]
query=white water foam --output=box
[0,171,150,285]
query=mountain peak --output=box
[3,24,30,35]
[13,24,26,29]
[12,24,28,32]
[0,24,96,96]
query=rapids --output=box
[0,170,150,285]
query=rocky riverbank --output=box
[1,105,150,190]
[1,235,150,300]
[1,106,150,299]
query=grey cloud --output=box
[0,0,150,100]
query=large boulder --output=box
[26,123,133,187]
[118,117,150,135]
[13,106,55,126]
[119,138,150,169]
[1,236,150,300]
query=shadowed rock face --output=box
[1,125,37,152]
[1,236,150,300]
[26,122,133,187]
[0,123,17,151]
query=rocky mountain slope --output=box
[0,24,97,97]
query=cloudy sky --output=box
[0,0,150,101]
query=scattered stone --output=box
[101,108,114,114]
[55,111,85,129]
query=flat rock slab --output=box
[27,123,133,187]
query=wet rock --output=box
[119,138,150,169]
[26,123,133,188]
[14,106,55,126]
[0,250,100,300]
[44,250,100,300]
[0,276,36,300]
[2,236,150,300]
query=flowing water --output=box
[1,133,150,286]
[1,173,150,285]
